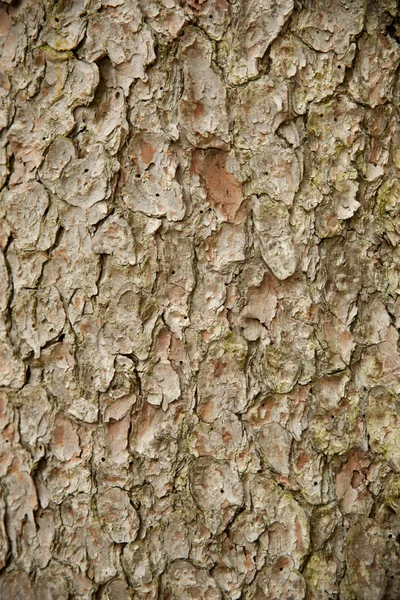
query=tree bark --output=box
[1,0,400,598]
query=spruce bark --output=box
[1,1,400,598]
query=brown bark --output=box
[1,0,400,598]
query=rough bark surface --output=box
[1,0,400,599]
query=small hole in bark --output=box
[179,360,183,364]
[184,316,188,319]
[116,91,120,99]
[220,488,224,493]
[155,193,160,197]
[337,65,341,69]
[5,439,9,444]
[314,481,318,486]
[101,457,105,462]
[43,137,47,141]
[209,14,213,18]
[320,113,323,117]
[135,173,141,179]
[279,567,283,571]
[388,533,393,538]
[84,168,89,173]
[208,207,212,211]
[55,17,59,23]
[160,86,164,91]
[331,415,335,419]
[391,575,394,579]
[172,270,175,274]
[200,210,203,214]
[334,118,337,122]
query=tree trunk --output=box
[1,0,400,598]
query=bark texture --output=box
[1,0,400,598]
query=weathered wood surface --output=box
[1,0,400,598]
